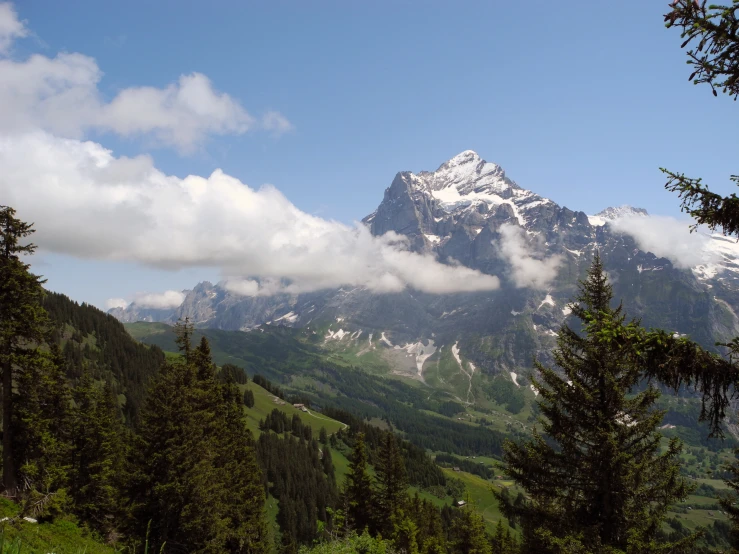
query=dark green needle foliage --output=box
[128,319,267,553]
[499,256,696,554]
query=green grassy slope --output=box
[239,380,345,437]
[0,499,115,553]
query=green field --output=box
[239,381,345,438]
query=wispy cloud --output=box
[105,297,129,310]
[496,223,562,289]
[0,5,292,152]
[132,290,186,309]
[262,110,294,136]
[0,2,26,55]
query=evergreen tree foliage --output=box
[408,494,447,554]
[244,389,255,408]
[42,290,166,422]
[345,433,374,533]
[128,321,267,553]
[256,432,338,550]
[491,519,518,554]
[221,363,248,385]
[68,371,126,536]
[13,344,72,515]
[297,531,396,554]
[449,503,491,554]
[0,206,49,496]
[500,256,696,554]
[660,5,739,548]
[374,433,408,537]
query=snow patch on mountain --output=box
[325,329,348,340]
[538,294,555,309]
[510,372,520,387]
[274,311,298,324]
[397,340,437,378]
[451,342,463,367]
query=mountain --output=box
[110,151,739,386]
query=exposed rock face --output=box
[112,151,739,375]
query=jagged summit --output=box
[596,205,649,219]
[588,205,648,227]
[414,150,509,195]
[400,151,550,219]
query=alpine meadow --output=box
[3,1,739,553]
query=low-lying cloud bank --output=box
[609,215,713,269]
[2,132,501,297]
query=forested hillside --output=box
[43,291,166,421]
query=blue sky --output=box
[3,0,738,309]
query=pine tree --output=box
[410,496,447,554]
[491,519,518,554]
[13,344,72,513]
[374,433,408,537]
[499,256,696,554]
[0,206,49,496]
[244,389,255,408]
[128,322,267,552]
[345,433,374,533]
[449,502,491,554]
[68,372,126,535]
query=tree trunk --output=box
[2,355,16,497]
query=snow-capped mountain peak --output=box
[402,151,550,221]
[588,205,648,227]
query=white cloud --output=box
[1,131,500,296]
[496,223,562,289]
[105,297,129,310]
[132,290,187,309]
[262,110,294,136]
[0,2,26,55]
[0,7,290,151]
[609,215,710,268]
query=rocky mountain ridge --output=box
[110,151,739,382]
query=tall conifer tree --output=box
[345,433,374,533]
[128,321,266,553]
[499,255,696,554]
[374,433,408,538]
[0,206,49,496]
[69,372,125,534]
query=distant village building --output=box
[453,467,461,472]
[455,500,466,507]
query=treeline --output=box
[322,407,447,490]
[338,433,519,554]
[259,408,314,442]
[253,373,286,399]
[220,362,249,384]
[310,365,514,457]
[255,431,337,551]
[435,453,495,480]
[42,291,166,421]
